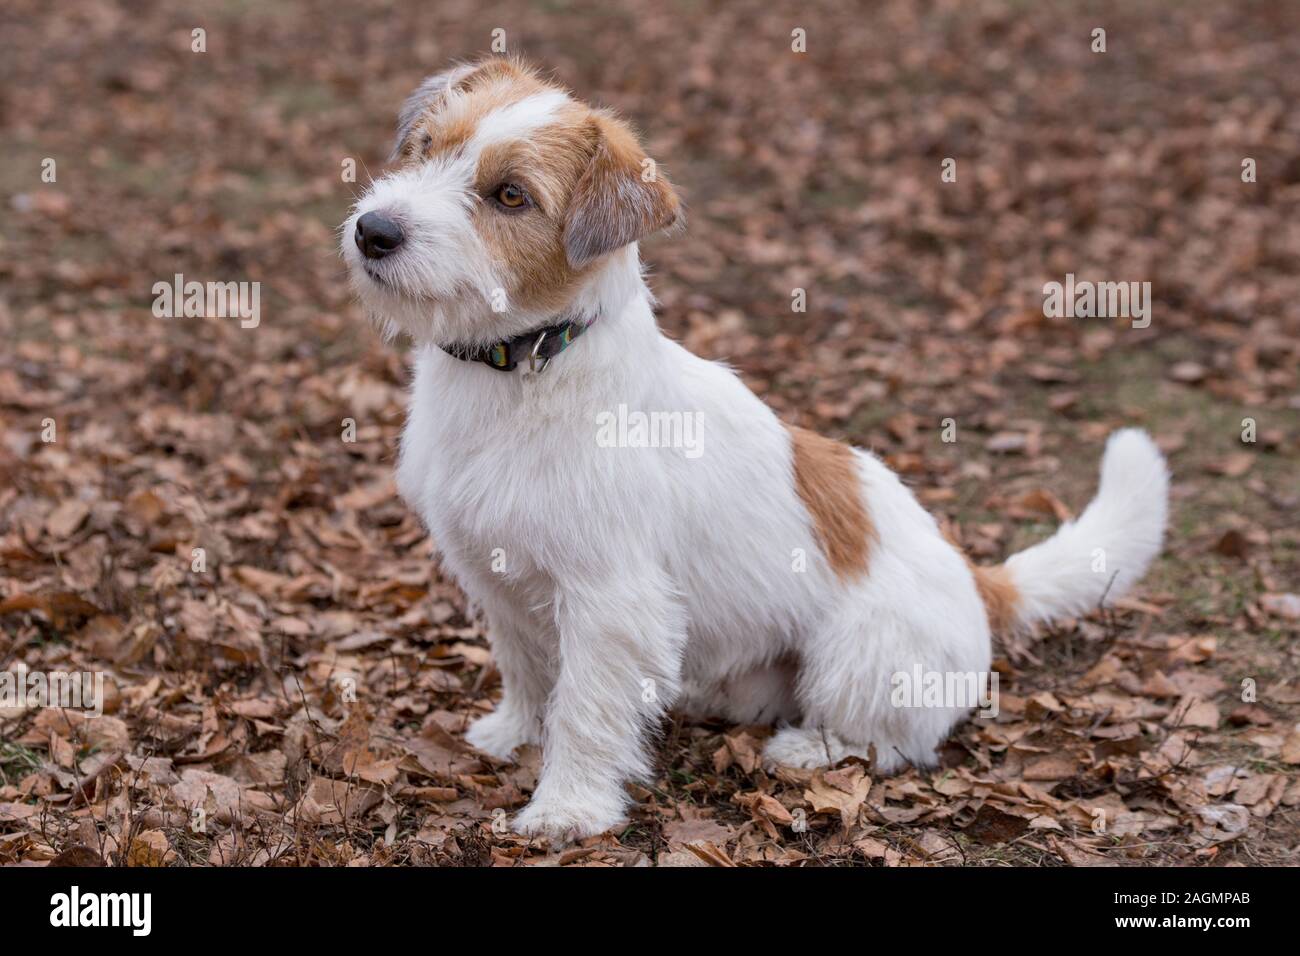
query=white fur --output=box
[1004,429,1169,624]
[342,90,573,345]
[470,90,571,150]
[345,94,1169,842]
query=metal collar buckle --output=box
[528,330,551,374]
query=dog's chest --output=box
[397,370,636,577]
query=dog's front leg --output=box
[464,597,552,761]
[513,570,685,843]
[442,563,554,761]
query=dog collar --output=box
[440,316,591,374]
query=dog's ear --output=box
[563,113,682,269]
[391,64,477,160]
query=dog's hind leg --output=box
[763,603,985,775]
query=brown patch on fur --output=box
[970,562,1021,633]
[473,106,603,312]
[940,524,1024,633]
[473,101,680,312]
[392,57,682,314]
[563,111,681,267]
[403,59,554,157]
[458,56,534,92]
[787,425,874,580]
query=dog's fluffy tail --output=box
[980,429,1169,632]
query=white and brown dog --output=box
[342,58,1169,841]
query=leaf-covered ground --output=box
[1,0,1297,866]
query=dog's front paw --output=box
[512,788,627,844]
[464,708,537,761]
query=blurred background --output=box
[0,0,1296,866]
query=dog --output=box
[341,58,1170,841]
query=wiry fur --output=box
[1004,429,1169,626]
[341,59,1170,842]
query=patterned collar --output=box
[439,315,592,374]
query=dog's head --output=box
[342,58,681,345]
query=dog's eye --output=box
[493,183,528,209]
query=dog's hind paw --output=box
[763,726,844,769]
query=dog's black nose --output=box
[354,212,405,260]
